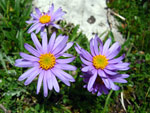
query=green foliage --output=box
[107,0,150,53]
[107,0,150,112]
[0,0,150,112]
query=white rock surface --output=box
[33,0,125,44]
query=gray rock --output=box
[33,0,125,44]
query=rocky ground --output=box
[33,0,125,44]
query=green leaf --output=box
[0,51,7,72]
[3,89,26,97]
[146,53,150,61]
[7,70,17,76]
[0,0,7,13]
[16,30,24,51]
[70,25,80,41]
[15,0,20,17]
[3,53,15,65]
[143,2,148,9]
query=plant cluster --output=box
[0,0,149,112]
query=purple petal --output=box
[26,20,38,24]
[80,49,93,62]
[62,53,74,57]
[55,64,77,71]
[108,54,125,64]
[35,26,42,34]
[55,68,75,82]
[102,85,109,94]
[112,78,127,83]
[97,90,102,96]
[48,32,56,52]
[97,38,103,54]
[94,36,99,55]
[18,67,37,81]
[102,78,110,89]
[109,79,120,90]
[51,8,64,20]
[80,56,92,65]
[75,43,82,54]
[108,42,120,54]
[51,68,70,86]
[106,42,120,57]
[24,68,41,85]
[102,38,111,55]
[51,72,60,92]
[43,71,48,97]
[24,43,40,57]
[55,53,74,58]
[52,36,68,55]
[105,65,116,70]
[83,85,87,88]
[15,61,34,67]
[31,33,43,53]
[90,38,96,56]
[81,66,94,72]
[120,74,129,78]
[87,70,97,91]
[40,26,45,32]
[36,70,44,94]
[51,23,61,29]
[48,4,54,16]
[56,57,75,64]
[52,8,62,16]
[30,13,39,19]
[47,70,53,90]
[53,16,64,21]
[51,8,65,21]
[106,64,129,71]
[53,12,65,21]
[60,42,74,53]
[20,52,39,61]
[41,32,48,53]
[35,8,41,17]
[98,69,107,78]
[114,63,130,69]
[15,59,24,64]
[81,66,90,72]
[118,67,130,71]
[106,47,121,60]
[28,23,41,33]
[52,35,64,51]
[99,86,104,93]
[103,69,117,75]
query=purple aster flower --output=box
[81,71,129,96]
[26,4,65,34]
[15,32,76,97]
[75,35,130,95]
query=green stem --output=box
[103,90,113,113]
[46,27,50,39]
[6,0,10,19]
[146,87,150,98]
[71,36,77,42]
[125,43,133,62]
[44,91,52,104]
[47,90,52,99]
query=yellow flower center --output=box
[95,76,104,85]
[38,53,56,70]
[93,55,108,69]
[39,15,51,24]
